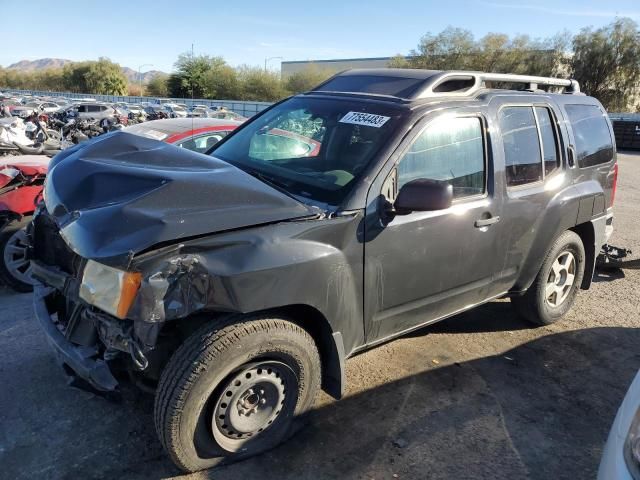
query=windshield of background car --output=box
[211,96,402,204]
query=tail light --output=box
[611,163,619,206]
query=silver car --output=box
[599,370,640,479]
[75,103,118,120]
[12,101,61,117]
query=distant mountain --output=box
[7,58,73,71]
[5,58,166,84]
[121,67,165,84]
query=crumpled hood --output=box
[44,131,318,265]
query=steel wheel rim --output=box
[211,360,296,449]
[546,250,576,307]
[3,228,34,286]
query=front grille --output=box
[32,211,81,275]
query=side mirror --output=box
[393,179,453,214]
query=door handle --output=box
[474,216,500,228]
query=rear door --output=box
[363,107,504,342]
[489,97,566,291]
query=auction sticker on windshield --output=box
[339,112,390,128]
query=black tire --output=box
[0,216,35,293]
[154,316,321,473]
[512,230,585,326]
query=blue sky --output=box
[1,0,639,73]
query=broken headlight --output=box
[79,260,141,319]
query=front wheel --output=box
[0,216,35,292]
[154,317,321,472]
[511,230,585,326]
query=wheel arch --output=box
[570,221,596,290]
[155,304,346,400]
[263,304,346,400]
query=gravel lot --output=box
[1,152,639,480]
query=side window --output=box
[87,105,100,113]
[77,105,86,113]
[535,107,560,176]
[565,104,614,167]
[499,107,542,186]
[176,132,229,153]
[397,116,485,199]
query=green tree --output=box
[409,27,477,70]
[284,65,332,94]
[571,18,640,111]
[168,53,225,98]
[146,73,169,97]
[204,62,241,99]
[388,55,411,68]
[399,27,569,79]
[62,61,91,92]
[60,58,128,95]
[84,58,128,95]
[236,66,286,101]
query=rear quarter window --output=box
[565,104,613,167]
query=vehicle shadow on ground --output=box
[593,266,626,283]
[104,326,640,480]
[413,300,530,335]
[4,304,639,480]
[198,326,639,480]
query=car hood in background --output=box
[44,131,319,265]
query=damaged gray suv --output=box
[30,69,617,472]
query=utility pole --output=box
[191,42,195,103]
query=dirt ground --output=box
[1,152,639,480]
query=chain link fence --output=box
[1,88,274,118]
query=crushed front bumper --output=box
[33,284,119,392]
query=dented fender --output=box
[127,213,366,357]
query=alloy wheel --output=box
[545,250,576,307]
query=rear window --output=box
[499,107,543,186]
[565,104,613,167]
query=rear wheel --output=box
[0,216,35,292]
[154,316,321,472]
[512,230,585,325]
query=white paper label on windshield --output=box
[339,111,390,128]
[142,129,168,141]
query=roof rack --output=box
[310,69,581,100]
[419,71,581,98]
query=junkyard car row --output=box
[0,69,637,476]
[0,90,247,292]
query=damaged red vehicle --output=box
[0,155,48,291]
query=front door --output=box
[363,109,504,343]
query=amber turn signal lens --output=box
[116,271,142,319]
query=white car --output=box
[161,103,188,118]
[12,101,61,117]
[599,370,640,479]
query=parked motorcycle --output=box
[0,115,63,156]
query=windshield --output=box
[211,96,402,204]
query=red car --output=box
[0,155,47,291]
[0,118,243,292]
[124,117,243,153]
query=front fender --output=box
[129,214,366,356]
